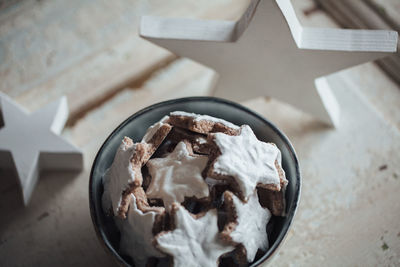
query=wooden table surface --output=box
[0,0,399,266]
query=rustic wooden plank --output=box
[315,0,400,85]
[0,0,248,119]
[15,36,176,118]
[366,0,400,85]
[368,0,400,29]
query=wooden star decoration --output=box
[140,0,398,126]
[0,92,83,205]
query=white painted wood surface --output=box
[0,93,83,205]
[1,0,240,116]
[0,1,399,266]
[315,0,400,86]
[141,0,397,127]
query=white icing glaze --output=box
[118,194,164,267]
[205,177,228,190]
[212,125,283,200]
[170,111,240,130]
[101,116,281,266]
[160,115,170,123]
[141,117,169,143]
[156,205,234,267]
[146,141,209,210]
[102,137,138,216]
[227,192,271,262]
[196,137,207,144]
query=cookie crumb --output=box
[37,212,49,221]
[379,165,388,171]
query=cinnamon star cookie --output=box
[155,203,234,267]
[207,125,287,200]
[146,141,209,210]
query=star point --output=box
[140,0,398,127]
[0,92,83,205]
[119,194,164,267]
[146,141,209,210]
[222,191,271,262]
[208,125,284,200]
[155,204,234,267]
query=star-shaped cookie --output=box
[167,111,240,135]
[207,125,286,200]
[221,191,271,262]
[119,193,165,267]
[155,203,234,267]
[102,137,147,216]
[103,120,172,217]
[146,141,209,210]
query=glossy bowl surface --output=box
[89,97,301,266]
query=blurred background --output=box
[0,0,399,266]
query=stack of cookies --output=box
[102,111,288,267]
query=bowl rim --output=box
[89,96,301,267]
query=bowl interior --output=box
[90,97,300,267]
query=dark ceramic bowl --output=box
[89,97,301,267]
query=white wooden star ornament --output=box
[0,92,83,205]
[140,0,398,127]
